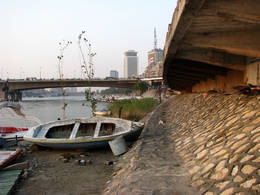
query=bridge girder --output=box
[0,79,139,91]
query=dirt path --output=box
[14,147,117,195]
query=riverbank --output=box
[103,93,260,194]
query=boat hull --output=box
[24,117,144,149]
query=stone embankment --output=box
[103,93,260,195]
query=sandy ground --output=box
[12,145,118,195]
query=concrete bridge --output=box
[163,0,260,92]
[0,79,140,101]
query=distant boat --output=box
[24,116,144,149]
[0,127,28,140]
[93,110,111,116]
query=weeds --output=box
[108,98,158,121]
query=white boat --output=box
[0,127,28,141]
[24,116,144,149]
[93,110,111,116]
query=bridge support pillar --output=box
[6,90,22,102]
[13,90,22,101]
[0,91,4,101]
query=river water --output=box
[0,96,109,128]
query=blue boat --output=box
[24,117,144,149]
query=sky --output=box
[0,0,177,80]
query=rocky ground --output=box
[12,146,118,195]
[103,93,260,195]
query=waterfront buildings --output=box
[110,70,119,79]
[124,50,138,78]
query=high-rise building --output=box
[147,48,163,67]
[143,28,164,78]
[124,50,138,78]
[110,70,119,78]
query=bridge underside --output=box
[163,0,260,92]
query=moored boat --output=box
[93,110,111,116]
[0,127,28,140]
[24,116,144,149]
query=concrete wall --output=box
[245,61,260,86]
[192,70,244,93]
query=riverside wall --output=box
[103,93,260,194]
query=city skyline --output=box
[0,0,177,80]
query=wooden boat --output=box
[24,116,144,149]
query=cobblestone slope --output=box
[166,93,260,194]
[103,93,260,195]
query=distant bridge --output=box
[0,78,163,101]
[0,79,139,91]
[0,79,138,101]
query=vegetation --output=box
[57,40,72,119]
[108,98,158,121]
[99,87,133,95]
[85,88,97,114]
[133,81,149,94]
[78,31,97,116]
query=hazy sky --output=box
[0,0,177,80]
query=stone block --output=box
[253,136,260,143]
[220,187,234,195]
[189,165,201,175]
[231,165,238,176]
[241,165,257,174]
[240,154,254,163]
[210,146,223,155]
[233,175,244,183]
[234,133,246,140]
[251,128,260,134]
[240,178,257,188]
[248,143,260,154]
[196,149,208,159]
[194,145,204,154]
[215,181,230,190]
[201,163,215,175]
[192,179,205,187]
[252,156,260,163]
[242,111,256,119]
[234,143,250,154]
[231,139,248,150]
[242,125,256,133]
[252,118,260,125]
[252,184,260,192]
[213,149,227,157]
[206,141,214,147]
[210,168,229,180]
[215,160,226,171]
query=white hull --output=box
[24,116,144,149]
